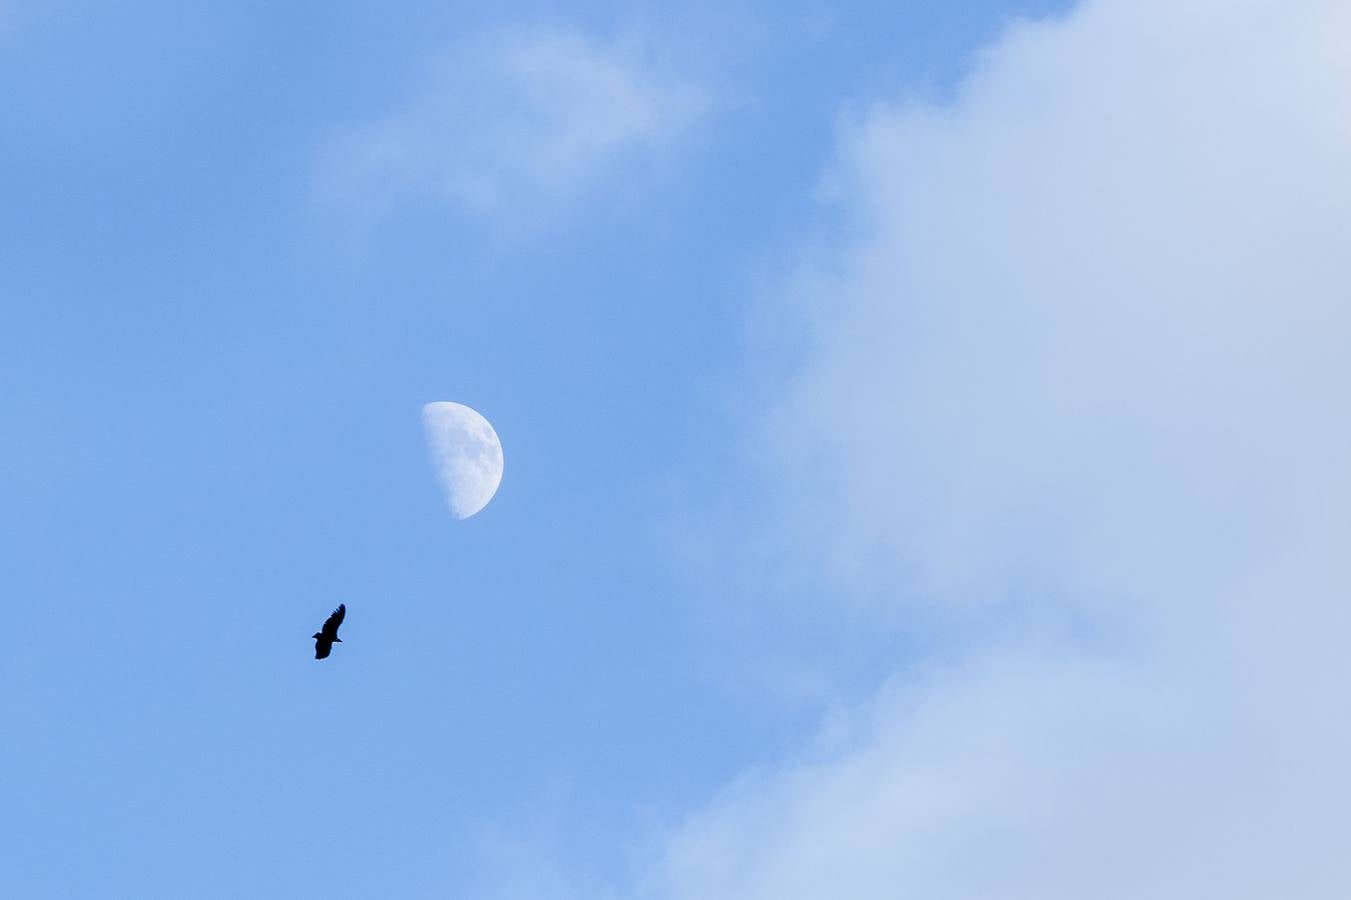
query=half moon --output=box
[422,401,504,519]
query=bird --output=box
[312,604,346,660]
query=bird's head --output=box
[312,632,323,640]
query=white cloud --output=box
[323,25,711,223]
[643,0,1351,896]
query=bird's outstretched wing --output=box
[320,604,346,640]
[314,638,333,660]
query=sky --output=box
[4,0,1350,897]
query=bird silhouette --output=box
[312,604,345,660]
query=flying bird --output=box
[312,604,346,660]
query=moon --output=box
[422,401,504,519]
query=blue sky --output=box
[7,1,1351,897]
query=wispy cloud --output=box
[645,0,1351,896]
[321,24,712,225]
